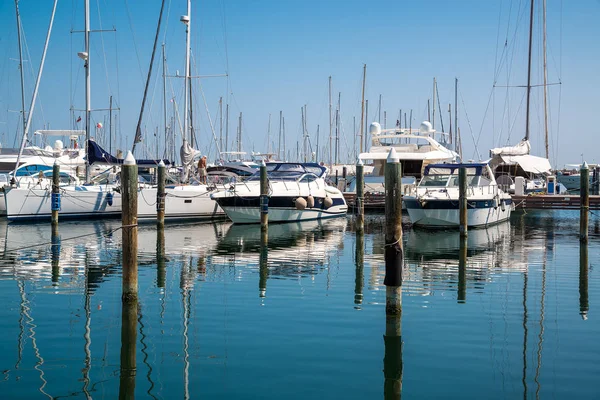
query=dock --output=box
[343,192,600,211]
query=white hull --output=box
[137,186,225,221]
[221,205,346,224]
[406,200,512,228]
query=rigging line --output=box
[457,88,481,161]
[470,86,494,157]
[493,0,505,81]
[122,0,146,81]
[21,18,49,129]
[95,0,113,96]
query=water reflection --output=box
[580,244,589,319]
[354,231,364,308]
[383,315,403,400]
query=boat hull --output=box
[220,205,346,224]
[136,186,225,221]
[404,197,512,228]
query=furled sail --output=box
[489,139,531,156]
[180,138,201,182]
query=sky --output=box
[0,0,598,168]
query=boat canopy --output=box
[86,140,171,167]
[424,163,489,176]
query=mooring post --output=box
[579,243,589,319]
[383,311,403,400]
[458,235,467,303]
[259,229,268,298]
[157,160,166,228]
[354,229,364,307]
[51,161,60,226]
[118,294,138,399]
[355,158,365,232]
[580,162,589,243]
[459,167,468,237]
[122,151,138,302]
[260,159,269,232]
[384,148,403,316]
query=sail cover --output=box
[489,139,531,156]
[86,140,170,166]
[180,138,201,182]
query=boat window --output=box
[300,174,319,183]
[420,175,450,187]
[447,175,480,187]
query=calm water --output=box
[0,211,598,399]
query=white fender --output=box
[295,197,307,210]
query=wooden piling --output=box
[458,235,467,303]
[122,151,138,302]
[459,167,468,237]
[383,314,403,400]
[579,243,589,319]
[51,161,60,226]
[592,166,600,196]
[260,160,269,232]
[580,162,589,242]
[156,160,166,228]
[384,148,403,316]
[118,296,138,399]
[355,158,365,232]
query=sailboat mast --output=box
[278,111,282,160]
[182,0,191,144]
[336,92,340,165]
[162,44,168,159]
[328,76,332,168]
[219,97,223,155]
[455,78,458,153]
[525,0,535,141]
[364,99,368,152]
[14,0,26,140]
[237,112,242,153]
[225,103,229,154]
[302,106,307,162]
[188,55,194,147]
[542,0,549,159]
[267,113,271,155]
[359,64,366,154]
[84,0,91,183]
[432,77,436,130]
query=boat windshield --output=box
[247,163,326,181]
[420,174,480,187]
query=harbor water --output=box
[0,211,598,399]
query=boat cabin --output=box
[419,163,496,188]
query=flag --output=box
[76,116,82,123]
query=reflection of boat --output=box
[211,162,347,223]
[213,218,347,273]
[405,163,512,228]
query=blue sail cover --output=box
[86,140,171,167]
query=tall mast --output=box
[359,64,366,153]
[84,0,91,182]
[237,112,242,153]
[432,77,436,129]
[282,116,286,161]
[188,55,194,147]
[378,94,382,122]
[542,0,549,159]
[328,76,332,168]
[109,96,113,154]
[336,92,341,165]
[14,0,26,141]
[316,124,320,162]
[302,106,307,162]
[219,97,223,154]
[525,0,535,142]
[225,103,229,154]
[267,113,271,155]
[364,99,368,152]
[278,111,282,160]
[454,78,458,153]
[162,44,168,159]
[182,0,191,144]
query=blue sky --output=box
[0,0,598,167]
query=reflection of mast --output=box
[82,255,92,399]
[16,281,25,371]
[458,236,467,303]
[20,281,51,398]
[259,231,268,298]
[522,271,528,399]
[180,260,194,400]
[138,305,157,399]
[579,244,589,319]
[534,245,547,399]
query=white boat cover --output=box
[498,154,551,174]
[489,139,530,156]
[34,130,86,136]
[180,139,201,182]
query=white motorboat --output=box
[211,162,348,224]
[404,162,512,228]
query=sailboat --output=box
[488,0,552,194]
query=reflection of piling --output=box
[118,298,138,399]
[355,159,365,232]
[259,230,268,298]
[580,162,589,243]
[383,315,403,400]
[51,225,61,284]
[122,151,139,302]
[156,228,166,289]
[579,243,589,319]
[260,160,269,233]
[157,160,166,228]
[384,148,403,316]
[354,230,364,306]
[459,167,468,237]
[458,235,467,303]
[51,161,60,226]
